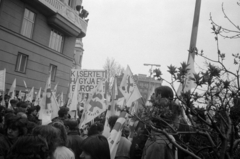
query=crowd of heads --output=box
[0,84,185,159]
[0,97,112,159]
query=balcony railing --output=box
[39,0,87,35]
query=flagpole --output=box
[188,0,201,61]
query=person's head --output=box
[154,85,174,100]
[64,119,79,133]
[51,122,67,146]
[7,135,48,159]
[6,116,28,140]
[32,125,61,155]
[80,135,110,159]
[7,135,49,159]
[17,112,27,119]
[58,107,69,119]
[35,105,41,113]
[108,115,118,131]
[10,99,18,108]
[87,122,103,136]
[26,121,37,134]
[16,101,28,113]
[27,106,37,116]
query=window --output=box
[15,53,28,73]
[21,9,35,38]
[49,30,64,52]
[49,64,57,82]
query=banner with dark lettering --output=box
[70,69,107,95]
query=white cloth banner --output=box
[0,69,6,91]
[79,80,107,128]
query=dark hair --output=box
[17,101,28,108]
[82,135,110,159]
[58,107,69,118]
[64,119,79,131]
[87,122,104,136]
[27,106,36,115]
[32,125,61,155]
[51,122,67,146]
[108,115,118,129]
[7,135,49,159]
[7,116,28,136]
[10,99,18,105]
[35,105,41,112]
[26,121,37,134]
[154,86,174,100]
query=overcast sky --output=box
[81,0,240,85]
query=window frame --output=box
[20,8,36,39]
[49,64,57,82]
[49,29,64,53]
[15,53,29,74]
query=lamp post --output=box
[143,63,161,101]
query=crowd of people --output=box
[0,85,183,159]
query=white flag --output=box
[45,69,52,92]
[8,79,16,96]
[0,69,6,91]
[51,93,60,119]
[108,111,127,159]
[23,80,27,89]
[68,78,80,112]
[79,80,107,128]
[52,83,58,97]
[25,87,34,102]
[34,87,42,106]
[58,92,64,107]
[119,66,142,107]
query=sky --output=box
[81,0,240,86]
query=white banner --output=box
[70,69,107,94]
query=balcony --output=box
[22,0,88,38]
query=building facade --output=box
[0,0,87,98]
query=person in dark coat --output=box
[64,119,84,159]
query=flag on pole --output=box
[45,68,52,92]
[8,79,16,96]
[52,82,58,97]
[34,87,42,106]
[79,80,107,128]
[23,80,27,89]
[25,87,34,102]
[8,79,16,109]
[68,78,80,112]
[39,91,52,125]
[58,92,64,107]
[0,69,6,92]
[119,66,142,107]
[108,111,127,159]
[51,93,60,119]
